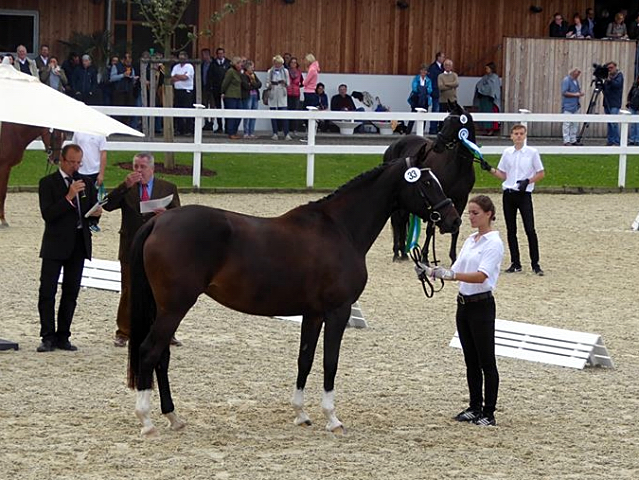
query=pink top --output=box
[303,61,320,93]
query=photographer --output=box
[602,61,624,146]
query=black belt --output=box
[457,291,493,305]
[503,188,528,194]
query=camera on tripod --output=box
[592,63,609,87]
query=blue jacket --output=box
[407,75,432,108]
[603,71,624,109]
[561,75,581,113]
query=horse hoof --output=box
[330,425,346,435]
[392,254,400,262]
[0,222,8,229]
[140,425,158,437]
[165,412,186,431]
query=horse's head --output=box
[397,158,461,234]
[433,101,476,153]
[41,128,67,165]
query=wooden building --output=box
[2,0,594,75]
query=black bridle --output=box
[43,128,64,175]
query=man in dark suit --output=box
[207,47,231,133]
[37,144,102,352]
[103,152,180,347]
[428,51,445,134]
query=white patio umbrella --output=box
[0,63,143,137]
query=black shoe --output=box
[57,340,78,351]
[505,264,522,273]
[214,128,224,134]
[474,414,496,426]
[533,265,545,276]
[571,142,583,146]
[36,340,56,352]
[454,408,481,422]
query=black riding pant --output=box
[456,296,499,416]
[502,190,540,268]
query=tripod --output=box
[576,79,603,144]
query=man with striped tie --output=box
[103,152,180,347]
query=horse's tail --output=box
[127,219,157,390]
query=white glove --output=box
[414,261,434,280]
[431,266,456,281]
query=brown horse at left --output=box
[0,122,66,227]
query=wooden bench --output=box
[449,319,613,369]
[59,258,121,292]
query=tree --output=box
[132,0,262,169]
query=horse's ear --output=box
[417,141,429,160]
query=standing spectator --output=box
[208,47,231,133]
[427,52,445,134]
[487,124,545,276]
[170,50,195,135]
[266,55,291,140]
[102,153,181,348]
[2,54,14,65]
[62,52,80,95]
[286,57,304,136]
[72,54,100,105]
[561,68,585,145]
[36,144,101,352]
[414,195,504,426]
[549,12,569,37]
[302,53,320,109]
[221,56,245,139]
[627,74,639,144]
[585,8,597,37]
[629,12,639,39]
[72,132,107,187]
[110,53,138,126]
[406,64,432,135]
[603,61,624,146]
[594,9,611,38]
[283,52,292,69]
[473,62,501,136]
[35,44,50,78]
[606,12,628,38]
[241,60,262,139]
[40,57,68,92]
[14,44,39,77]
[438,59,459,112]
[200,48,213,129]
[566,13,592,38]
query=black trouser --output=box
[456,297,499,416]
[502,190,540,268]
[38,230,86,343]
[174,89,194,134]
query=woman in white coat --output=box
[266,55,291,140]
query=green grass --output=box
[9,151,639,190]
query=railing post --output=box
[306,107,317,188]
[415,108,426,136]
[193,104,204,188]
[619,110,631,188]
[518,109,531,145]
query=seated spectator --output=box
[585,8,597,37]
[40,56,68,92]
[594,9,610,38]
[566,13,592,38]
[549,12,569,37]
[606,12,628,39]
[330,84,356,111]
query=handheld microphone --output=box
[72,172,87,199]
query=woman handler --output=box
[416,195,504,426]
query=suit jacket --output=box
[14,58,39,78]
[427,61,444,98]
[39,171,97,260]
[103,177,180,262]
[208,58,231,91]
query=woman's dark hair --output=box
[316,82,325,90]
[469,194,496,222]
[486,62,497,74]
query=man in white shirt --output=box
[486,124,545,275]
[72,132,107,186]
[170,51,195,135]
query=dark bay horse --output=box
[383,102,478,263]
[0,122,65,226]
[127,157,461,436]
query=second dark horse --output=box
[383,102,477,263]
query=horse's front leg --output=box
[391,211,409,261]
[448,230,460,264]
[421,222,435,264]
[292,315,323,426]
[321,304,351,433]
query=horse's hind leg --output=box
[0,165,12,227]
[321,304,351,433]
[155,346,185,431]
[292,315,323,426]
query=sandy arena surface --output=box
[1,191,639,480]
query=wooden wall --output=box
[503,37,636,136]
[1,0,104,55]
[198,0,593,75]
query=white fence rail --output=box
[25,107,639,188]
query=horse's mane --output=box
[311,161,395,206]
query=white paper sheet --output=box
[140,194,174,214]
